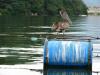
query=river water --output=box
[0,16,100,75]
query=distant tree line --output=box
[0,0,87,16]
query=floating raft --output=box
[44,37,92,69]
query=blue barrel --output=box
[44,39,92,69]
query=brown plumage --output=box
[52,20,69,32]
[52,9,72,33]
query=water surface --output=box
[0,16,100,75]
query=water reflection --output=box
[43,69,92,75]
[0,47,43,64]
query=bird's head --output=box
[58,8,66,16]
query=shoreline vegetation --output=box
[0,0,87,16]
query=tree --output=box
[0,0,87,15]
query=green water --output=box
[0,15,100,65]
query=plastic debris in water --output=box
[31,37,38,41]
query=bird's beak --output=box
[64,12,72,25]
[67,17,72,25]
[59,10,72,25]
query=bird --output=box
[51,9,72,34]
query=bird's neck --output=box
[63,19,68,22]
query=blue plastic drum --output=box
[44,39,92,68]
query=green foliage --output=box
[46,0,63,15]
[0,0,87,15]
[30,0,44,15]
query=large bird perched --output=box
[52,9,72,33]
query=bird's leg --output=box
[62,30,65,36]
[56,32,59,38]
